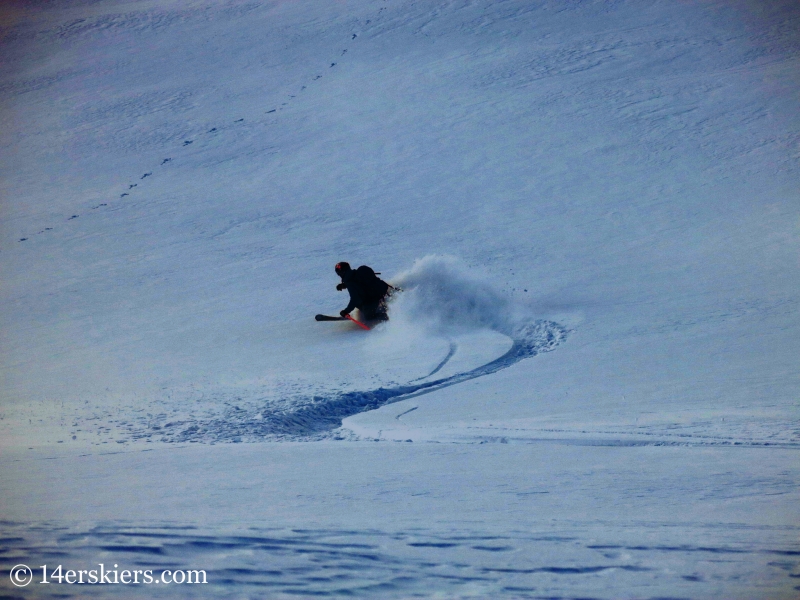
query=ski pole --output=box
[345,314,370,330]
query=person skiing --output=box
[335,261,391,321]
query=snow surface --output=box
[1,0,799,598]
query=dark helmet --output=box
[335,261,351,275]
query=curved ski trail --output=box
[153,320,567,443]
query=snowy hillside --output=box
[1,0,799,598]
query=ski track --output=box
[115,320,566,444]
[408,340,457,383]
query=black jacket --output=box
[339,266,389,315]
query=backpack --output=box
[355,265,389,303]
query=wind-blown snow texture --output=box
[1,0,799,598]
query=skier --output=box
[335,261,391,321]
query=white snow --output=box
[1,0,799,597]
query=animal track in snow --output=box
[10,21,366,250]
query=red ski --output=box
[314,314,370,330]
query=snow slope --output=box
[1,0,799,598]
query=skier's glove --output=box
[336,283,346,291]
[340,309,349,317]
